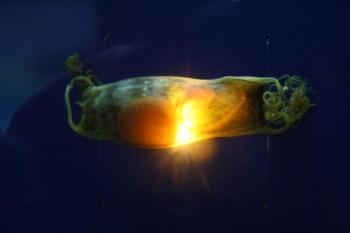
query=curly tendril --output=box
[64,53,103,138]
[262,75,316,133]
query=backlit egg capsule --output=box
[64,54,316,149]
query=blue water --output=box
[1,1,349,232]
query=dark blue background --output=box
[1,0,350,232]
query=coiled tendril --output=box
[262,75,317,133]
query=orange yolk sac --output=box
[64,54,316,149]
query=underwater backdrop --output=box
[1,0,350,232]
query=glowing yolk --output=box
[116,97,177,147]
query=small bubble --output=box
[264,35,271,45]
[103,32,110,42]
[100,201,104,207]
[99,198,105,207]
[103,32,111,48]
[262,202,268,209]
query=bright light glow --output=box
[175,124,194,145]
[181,100,210,128]
[182,104,194,127]
[174,102,198,146]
